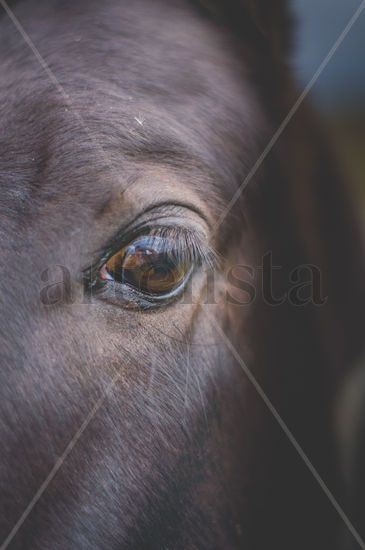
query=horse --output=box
[0,1,364,548]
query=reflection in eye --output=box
[99,236,192,296]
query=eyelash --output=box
[84,224,217,302]
[142,226,216,268]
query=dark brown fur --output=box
[0,1,364,548]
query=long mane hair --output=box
[194,1,365,547]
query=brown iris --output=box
[99,236,190,296]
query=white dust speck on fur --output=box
[134,114,145,126]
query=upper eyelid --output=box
[129,201,212,230]
[83,224,216,285]
[140,226,217,267]
[85,203,213,271]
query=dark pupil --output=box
[105,237,187,294]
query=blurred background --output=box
[292,0,365,212]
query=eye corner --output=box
[83,203,216,311]
[85,227,201,309]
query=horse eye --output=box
[98,236,192,297]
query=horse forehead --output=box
[0,0,257,159]
[0,0,250,115]
[0,0,260,227]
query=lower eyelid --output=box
[90,268,194,310]
[83,217,214,305]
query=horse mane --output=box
[193,1,365,546]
